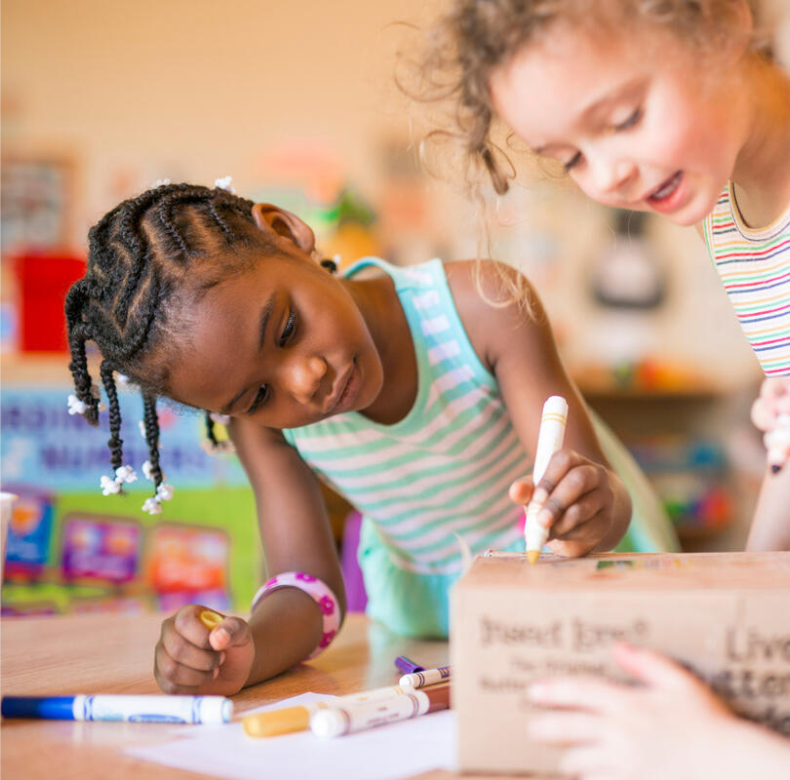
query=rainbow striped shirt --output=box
[704,183,790,376]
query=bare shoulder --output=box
[443,259,551,373]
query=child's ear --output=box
[251,203,316,256]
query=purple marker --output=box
[394,655,425,675]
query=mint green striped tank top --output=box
[282,258,677,576]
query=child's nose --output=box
[284,354,328,405]
[591,155,637,197]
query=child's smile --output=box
[489,19,751,226]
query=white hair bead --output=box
[100,475,122,496]
[214,176,235,193]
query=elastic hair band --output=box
[251,571,340,659]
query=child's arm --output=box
[154,420,345,695]
[748,378,790,550]
[233,419,347,681]
[447,260,631,555]
[527,643,790,780]
[747,467,790,551]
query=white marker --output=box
[399,665,451,689]
[242,684,413,737]
[0,694,232,724]
[310,684,450,738]
[525,396,568,564]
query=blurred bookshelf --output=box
[573,362,762,553]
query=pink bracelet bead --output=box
[251,571,341,659]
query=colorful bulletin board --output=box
[1,385,262,616]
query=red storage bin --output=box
[14,252,86,353]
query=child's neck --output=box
[732,55,790,228]
[346,274,418,426]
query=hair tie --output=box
[214,176,236,194]
[141,481,175,515]
[67,385,105,416]
[200,439,236,456]
[99,464,138,496]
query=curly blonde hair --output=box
[407,0,765,195]
[399,0,766,309]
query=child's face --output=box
[489,20,747,226]
[162,247,384,429]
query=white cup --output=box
[0,492,17,582]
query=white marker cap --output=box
[311,708,346,739]
[543,396,569,417]
[197,696,234,725]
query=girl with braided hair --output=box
[66,179,676,701]
[409,1,790,774]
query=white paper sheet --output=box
[126,693,457,780]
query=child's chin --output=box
[668,210,703,227]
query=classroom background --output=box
[2,0,788,618]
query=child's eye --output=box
[614,107,642,132]
[247,385,270,415]
[564,152,582,172]
[279,310,297,347]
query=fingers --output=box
[549,500,606,540]
[558,746,609,780]
[752,379,790,431]
[528,677,626,716]
[509,477,535,505]
[527,711,602,746]
[761,377,790,399]
[173,604,218,648]
[751,396,774,431]
[208,615,253,652]
[532,453,611,533]
[155,640,218,693]
[155,605,224,694]
[612,642,703,692]
[161,622,224,673]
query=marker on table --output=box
[525,395,568,565]
[1,694,232,724]
[310,682,451,738]
[242,683,412,738]
[394,655,425,675]
[399,665,451,689]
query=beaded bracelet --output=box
[251,571,341,659]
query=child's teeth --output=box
[653,173,679,199]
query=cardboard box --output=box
[451,551,790,776]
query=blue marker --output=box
[1,694,233,725]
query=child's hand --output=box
[509,449,615,557]
[526,643,744,780]
[751,378,790,431]
[154,605,255,697]
[752,379,790,471]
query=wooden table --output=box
[1,612,503,780]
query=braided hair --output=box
[65,182,275,509]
